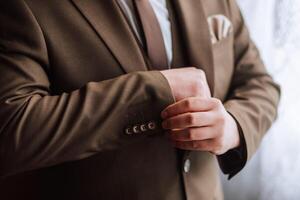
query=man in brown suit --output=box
[0,0,280,199]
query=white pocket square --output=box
[207,15,233,44]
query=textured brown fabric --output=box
[0,0,280,200]
[134,0,169,69]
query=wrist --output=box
[227,113,240,149]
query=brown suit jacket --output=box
[0,0,280,199]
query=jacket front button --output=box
[184,159,191,173]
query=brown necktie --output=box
[133,0,169,70]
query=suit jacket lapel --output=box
[173,0,215,95]
[71,0,148,73]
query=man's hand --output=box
[161,97,240,155]
[160,67,211,101]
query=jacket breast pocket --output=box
[212,33,234,101]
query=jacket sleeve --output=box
[0,1,175,177]
[219,0,281,178]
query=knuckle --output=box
[187,129,196,140]
[213,98,222,107]
[198,69,205,78]
[192,141,198,149]
[184,99,193,110]
[186,113,196,125]
[212,98,225,112]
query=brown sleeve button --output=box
[140,124,148,132]
[147,121,157,130]
[133,125,141,134]
[125,127,133,135]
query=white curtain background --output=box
[221,0,300,200]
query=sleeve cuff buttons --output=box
[125,121,158,135]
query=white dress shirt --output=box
[118,0,173,66]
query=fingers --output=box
[161,97,217,119]
[168,127,216,142]
[172,139,215,152]
[162,97,238,155]
[162,111,216,130]
[172,140,224,155]
[168,127,223,154]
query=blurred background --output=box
[221,0,300,199]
